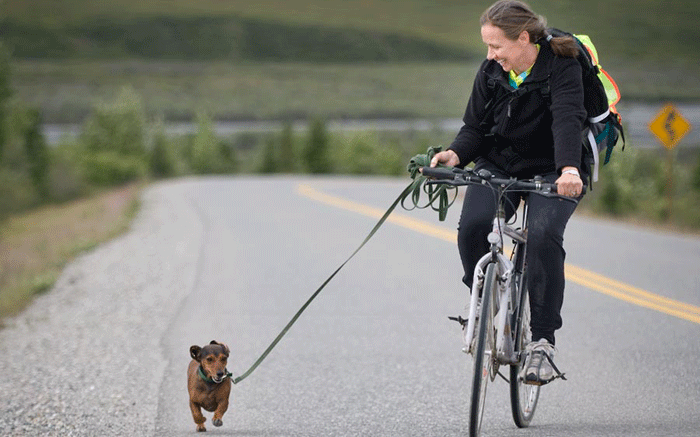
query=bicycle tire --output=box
[469,262,497,437]
[509,272,540,427]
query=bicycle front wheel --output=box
[509,284,540,427]
[469,262,497,437]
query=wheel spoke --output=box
[510,286,540,427]
[469,263,497,436]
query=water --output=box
[43,102,700,148]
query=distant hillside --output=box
[3,0,700,63]
[1,16,472,62]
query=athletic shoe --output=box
[520,338,565,385]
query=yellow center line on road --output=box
[297,183,700,325]
[297,183,455,242]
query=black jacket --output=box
[448,41,586,178]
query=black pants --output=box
[457,161,579,345]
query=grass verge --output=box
[0,182,142,322]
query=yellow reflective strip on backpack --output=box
[599,68,621,109]
[574,34,599,65]
[574,33,621,111]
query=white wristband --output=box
[562,169,580,177]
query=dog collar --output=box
[197,365,232,384]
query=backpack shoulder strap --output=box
[479,76,551,128]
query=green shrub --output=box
[582,145,700,227]
[258,137,278,174]
[0,42,11,163]
[256,123,300,174]
[692,153,700,192]
[190,112,237,174]
[0,167,36,222]
[304,117,331,173]
[278,122,296,173]
[80,86,146,157]
[47,141,87,202]
[74,86,151,186]
[148,122,179,179]
[81,151,147,186]
[587,148,638,216]
[23,108,50,199]
[337,133,403,175]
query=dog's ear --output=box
[190,345,202,361]
[219,343,230,357]
[210,340,230,357]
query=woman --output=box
[430,0,585,385]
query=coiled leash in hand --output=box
[230,147,458,385]
[403,146,459,222]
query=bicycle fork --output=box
[462,220,521,365]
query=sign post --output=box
[648,104,692,220]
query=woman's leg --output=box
[457,162,520,290]
[525,193,578,345]
[457,183,496,289]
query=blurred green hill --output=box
[3,0,699,63]
[3,0,699,124]
[1,16,469,62]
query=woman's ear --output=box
[518,30,531,45]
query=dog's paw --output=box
[212,418,223,427]
[196,424,207,432]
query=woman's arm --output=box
[549,57,586,173]
[447,60,494,167]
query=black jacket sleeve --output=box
[549,56,586,172]
[447,60,493,167]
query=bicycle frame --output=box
[463,195,528,366]
[421,165,577,435]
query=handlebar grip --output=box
[420,166,457,180]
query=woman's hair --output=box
[480,0,579,58]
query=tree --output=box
[0,42,13,163]
[304,117,331,173]
[23,108,50,199]
[279,122,295,173]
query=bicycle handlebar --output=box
[421,166,584,196]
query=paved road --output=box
[2,176,700,436]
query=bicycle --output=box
[421,165,577,436]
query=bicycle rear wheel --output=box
[509,282,540,427]
[469,262,497,437]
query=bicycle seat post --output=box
[488,187,508,258]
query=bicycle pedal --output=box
[448,315,467,326]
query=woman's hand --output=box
[430,150,461,167]
[556,166,583,198]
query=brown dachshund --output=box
[187,341,232,432]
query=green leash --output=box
[403,146,458,222]
[231,147,457,385]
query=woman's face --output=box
[481,23,530,73]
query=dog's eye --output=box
[206,356,214,362]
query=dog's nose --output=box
[217,371,225,378]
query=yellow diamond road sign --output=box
[648,104,692,150]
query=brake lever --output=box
[537,189,583,204]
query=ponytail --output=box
[546,33,579,58]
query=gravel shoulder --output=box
[0,179,203,436]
